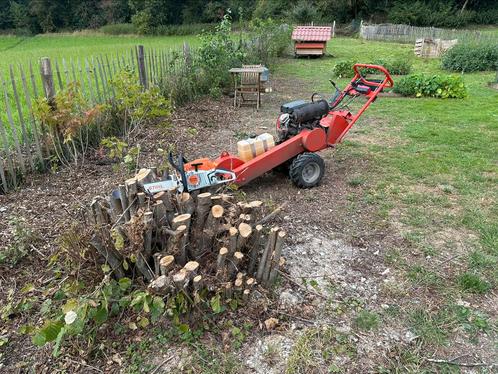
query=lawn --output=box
[275,37,498,370]
[0,33,199,72]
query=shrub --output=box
[152,23,216,36]
[100,23,136,35]
[442,43,498,73]
[332,59,355,78]
[289,1,319,24]
[394,74,467,99]
[244,19,291,66]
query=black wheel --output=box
[289,153,325,188]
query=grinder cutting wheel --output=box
[144,64,393,194]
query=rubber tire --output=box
[289,152,325,188]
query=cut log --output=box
[118,184,131,222]
[268,231,286,284]
[228,227,238,255]
[242,289,251,302]
[136,252,154,282]
[247,224,263,274]
[216,247,229,276]
[230,251,244,277]
[172,214,191,263]
[153,252,162,277]
[135,168,154,188]
[153,200,167,227]
[179,192,195,215]
[137,192,146,209]
[110,189,124,223]
[173,269,188,290]
[224,282,233,299]
[256,227,279,282]
[125,179,138,216]
[210,195,222,205]
[237,222,252,251]
[148,275,171,295]
[234,277,243,291]
[183,260,199,280]
[193,192,212,231]
[172,213,192,230]
[199,205,224,255]
[143,211,154,256]
[167,224,187,265]
[246,277,256,289]
[91,199,105,226]
[90,234,125,279]
[160,255,175,275]
[193,275,203,291]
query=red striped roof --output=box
[292,26,332,42]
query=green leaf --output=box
[118,277,132,291]
[32,320,63,346]
[138,317,149,328]
[177,323,190,334]
[210,294,222,314]
[151,297,165,322]
[93,307,108,325]
[52,327,66,357]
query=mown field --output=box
[0,33,199,72]
[274,37,498,371]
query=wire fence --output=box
[0,44,192,193]
[359,22,498,44]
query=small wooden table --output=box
[229,67,266,109]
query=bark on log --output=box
[167,224,187,265]
[199,205,224,255]
[193,192,212,232]
[137,192,146,209]
[256,227,279,282]
[110,189,124,223]
[230,251,244,277]
[268,231,286,284]
[224,282,233,299]
[247,224,263,275]
[118,184,131,222]
[242,289,251,302]
[125,179,138,216]
[172,214,191,264]
[173,269,188,290]
[136,252,154,282]
[90,235,125,279]
[179,192,195,215]
[228,227,238,255]
[153,252,162,277]
[193,275,203,291]
[143,211,154,256]
[183,260,199,281]
[216,247,229,276]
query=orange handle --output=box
[353,64,394,88]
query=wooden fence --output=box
[0,44,192,193]
[359,22,497,44]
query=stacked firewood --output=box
[87,167,286,303]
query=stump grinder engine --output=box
[144,64,393,195]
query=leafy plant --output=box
[394,74,467,98]
[442,43,498,73]
[0,217,38,266]
[107,69,171,139]
[33,82,102,167]
[354,310,380,331]
[458,272,491,294]
[100,137,141,171]
[332,59,356,78]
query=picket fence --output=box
[359,22,497,44]
[0,44,192,193]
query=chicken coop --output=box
[292,26,332,57]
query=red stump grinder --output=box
[144,64,393,195]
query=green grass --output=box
[0,33,199,73]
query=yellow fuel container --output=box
[237,133,275,162]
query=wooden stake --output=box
[216,247,229,275]
[126,179,138,216]
[242,289,251,302]
[153,252,162,277]
[230,251,244,277]
[118,184,130,222]
[173,269,188,290]
[143,211,154,256]
[172,214,191,264]
[193,275,203,291]
[179,192,195,215]
[167,225,187,264]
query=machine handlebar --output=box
[352,64,394,88]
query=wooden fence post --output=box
[137,45,148,89]
[183,42,191,68]
[332,20,336,38]
[40,57,55,105]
